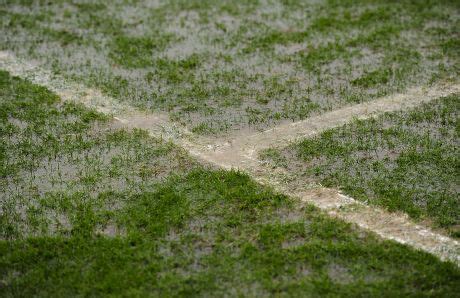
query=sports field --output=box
[1,0,459,296]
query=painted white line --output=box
[213,81,460,154]
[1,51,458,265]
[0,51,208,145]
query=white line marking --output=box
[212,81,460,154]
[1,51,458,265]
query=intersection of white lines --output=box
[1,50,459,265]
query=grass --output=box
[1,0,458,134]
[1,71,460,296]
[0,69,197,239]
[260,94,460,237]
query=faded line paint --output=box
[0,51,201,142]
[1,50,458,265]
[210,81,460,160]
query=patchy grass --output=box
[1,71,460,296]
[261,94,460,237]
[1,0,458,134]
[0,69,197,238]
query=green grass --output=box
[1,71,460,296]
[1,0,458,134]
[261,94,460,237]
[0,69,197,239]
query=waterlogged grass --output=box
[0,69,197,238]
[261,94,460,237]
[1,71,460,295]
[1,0,458,134]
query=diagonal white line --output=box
[209,81,460,161]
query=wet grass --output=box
[0,69,196,238]
[261,94,460,237]
[1,0,458,134]
[1,71,460,296]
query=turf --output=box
[1,0,459,134]
[260,94,460,237]
[1,71,460,296]
[0,69,197,239]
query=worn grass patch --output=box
[1,0,458,134]
[261,94,460,237]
